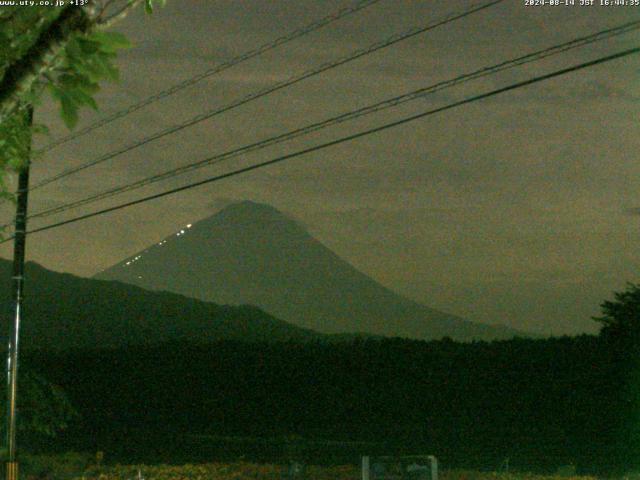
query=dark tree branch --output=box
[0,6,92,123]
[98,0,145,28]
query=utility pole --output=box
[6,106,33,480]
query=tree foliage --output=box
[0,108,33,193]
[30,335,619,473]
[594,282,640,341]
[593,283,640,468]
[0,0,165,199]
[0,370,78,439]
[47,29,131,128]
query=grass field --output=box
[17,453,602,480]
[39,461,598,480]
[81,464,600,480]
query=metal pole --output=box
[362,456,370,480]
[428,455,438,480]
[6,106,32,480]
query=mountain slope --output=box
[95,201,527,341]
[0,260,318,350]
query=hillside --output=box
[0,260,318,350]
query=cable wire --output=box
[37,0,386,154]
[3,45,636,243]
[29,0,504,191]
[21,18,640,223]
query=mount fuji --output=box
[95,201,528,341]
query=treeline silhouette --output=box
[21,333,637,474]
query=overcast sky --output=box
[2,0,638,336]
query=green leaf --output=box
[77,37,101,55]
[69,60,101,83]
[8,154,26,171]
[59,93,79,129]
[144,0,153,14]
[64,37,83,61]
[91,31,131,52]
[75,77,100,95]
[66,87,99,110]
[32,123,50,136]
[58,72,99,94]
[47,83,63,101]
[58,73,80,88]
[71,54,118,83]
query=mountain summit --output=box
[95,201,526,341]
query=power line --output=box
[29,0,504,191]
[20,18,640,224]
[3,45,636,243]
[36,0,385,154]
